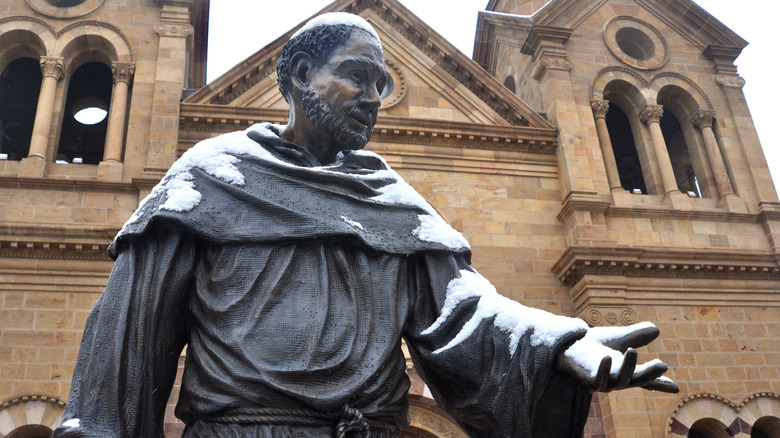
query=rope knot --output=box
[336,404,371,438]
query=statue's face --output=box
[302,29,386,153]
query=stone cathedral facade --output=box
[0,0,778,437]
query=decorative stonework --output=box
[666,393,780,438]
[590,99,610,119]
[603,16,669,70]
[39,56,65,80]
[531,54,573,80]
[379,59,407,109]
[692,110,716,130]
[24,0,104,19]
[0,395,66,436]
[640,104,664,124]
[112,62,135,84]
[154,22,195,37]
[580,306,638,326]
[716,73,746,89]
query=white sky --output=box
[207,0,779,192]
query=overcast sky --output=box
[207,1,778,192]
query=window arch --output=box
[688,418,730,438]
[503,75,516,94]
[752,416,780,438]
[0,57,43,160]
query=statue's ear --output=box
[289,52,314,92]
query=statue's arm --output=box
[53,226,198,438]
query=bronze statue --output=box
[54,13,677,438]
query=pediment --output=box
[185,0,552,129]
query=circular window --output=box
[379,60,406,110]
[24,0,104,18]
[603,16,668,70]
[615,27,655,60]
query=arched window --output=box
[659,108,701,197]
[6,424,53,438]
[688,418,730,438]
[503,75,516,94]
[605,102,647,193]
[57,61,112,164]
[752,416,780,438]
[0,57,42,160]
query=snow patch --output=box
[292,12,382,49]
[414,214,470,250]
[341,216,365,230]
[62,418,80,428]
[422,269,586,356]
[564,322,664,378]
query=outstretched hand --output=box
[557,322,679,394]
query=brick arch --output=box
[738,392,780,428]
[0,17,56,73]
[666,393,740,437]
[590,66,652,103]
[0,395,66,436]
[54,21,134,75]
[649,72,713,113]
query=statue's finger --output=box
[614,348,637,388]
[630,361,668,387]
[642,378,680,394]
[595,356,612,392]
[603,325,659,352]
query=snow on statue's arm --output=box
[421,268,679,395]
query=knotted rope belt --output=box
[204,405,399,438]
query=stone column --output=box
[27,56,64,159]
[102,62,135,163]
[640,105,679,195]
[692,110,735,199]
[591,99,622,190]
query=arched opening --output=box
[5,424,53,438]
[57,61,112,164]
[0,57,43,160]
[753,416,780,438]
[503,75,516,94]
[688,418,730,438]
[659,108,701,197]
[605,102,647,194]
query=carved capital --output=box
[154,22,194,37]
[112,62,135,84]
[591,99,610,119]
[39,56,64,80]
[716,73,745,89]
[640,105,664,125]
[531,54,572,80]
[692,110,716,130]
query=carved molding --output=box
[0,15,57,35]
[58,21,135,62]
[640,105,664,124]
[602,16,669,70]
[691,110,715,130]
[579,306,638,326]
[39,56,64,80]
[1,394,66,409]
[112,62,135,84]
[24,0,104,19]
[154,22,195,37]
[666,392,780,438]
[716,73,746,89]
[532,54,573,81]
[557,190,611,222]
[591,99,610,119]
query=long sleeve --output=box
[53,225,199,438]
[404,252,593,438]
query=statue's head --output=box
[277,13,387,155]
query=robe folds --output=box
[54,124,592,438]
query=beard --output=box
[301,88,374,152]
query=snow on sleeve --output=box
[341,215,365,230]
[292,12,381,49]
[422,269,587,356]
[563,322,664,378]
[62,418,80,428]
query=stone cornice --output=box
[557,191,611,222]
[553,246,780,287]
[0,223,118,261]
[0,176,137,194]
[178,104,559,154]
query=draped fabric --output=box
[54,127,591,438]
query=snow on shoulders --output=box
[422,269,586,356]
[62,418,80,428]
[292,12,381,48]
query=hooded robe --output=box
[53,124,592,438]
